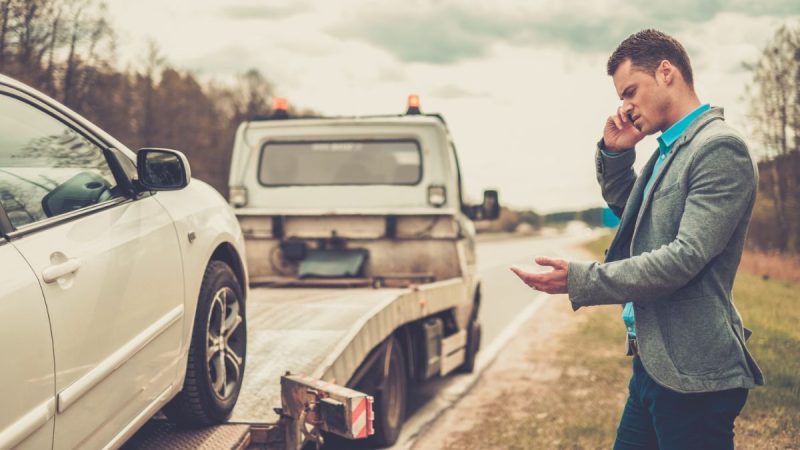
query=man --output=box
[511,29,763,449]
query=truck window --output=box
[258,139,422,186]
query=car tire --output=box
[370,337,407,447]
[164,260,247,427]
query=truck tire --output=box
[371,337,407,447]
[164,261,247,426]
[458,320,481,373]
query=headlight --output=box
[229,186,248,207]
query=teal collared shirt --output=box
[621,103,711,338]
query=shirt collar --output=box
[657,103,711,155]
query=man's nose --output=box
[621,101,633,114]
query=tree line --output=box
[746,23,800,254]
[0,0,307,197]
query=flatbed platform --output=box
[127,278,467,448]
[231,286,405,422]
[123,421,252,450]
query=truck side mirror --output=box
[137,148,191,191]
[481,189,500,220]
[463,189,501,221]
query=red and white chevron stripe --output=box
[352,396,374,438]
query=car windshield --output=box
[258,139,422,186]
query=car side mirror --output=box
[137,148,191,191]
[481,189,500,220]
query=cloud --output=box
[331,0,800,64]
[182,44,256,75]
[376,66,407,83]
[221,2,309,20]
[430,84,488,99]
[331,4,524,64]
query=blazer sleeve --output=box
[568,136,756,307]
[596,141,637,218]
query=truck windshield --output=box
[259,139,422,186]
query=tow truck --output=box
[125,96,499,449]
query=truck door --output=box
[0,91,184,449]
[0,243,56,450]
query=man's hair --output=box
[607,29,694,87]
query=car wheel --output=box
[164,260,246,426]
[370,337,407,447]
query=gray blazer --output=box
[567,107,764,393]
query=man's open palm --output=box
[510,257,569,294]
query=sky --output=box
[105,0,800,213]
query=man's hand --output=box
[603,106,646,151]
[509,257,569,294]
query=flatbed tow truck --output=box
[124,96,499,450]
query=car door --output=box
[0,91,185,449]
[0,242,56,450]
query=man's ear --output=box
[659,60,674,85]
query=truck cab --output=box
[228,97,498,288]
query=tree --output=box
[235,68,274,120]
[0,0,13,70]
[746,24,800,253]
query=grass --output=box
[442,233,800,449]
[733,272,800,445]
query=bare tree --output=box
[234,68,274,120]
[137,40,164,147]
[0,0,12,69]
[61,0,111,108]
[747,24,800,252]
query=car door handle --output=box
[42,259,81,283]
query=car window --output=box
[0,94,120,228]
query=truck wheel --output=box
[459,320,481,373]
[164,261,247,426]
[371,337,407,447]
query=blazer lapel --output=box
[604,151,658,262]
[634,144,681,228]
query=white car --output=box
[0,75,248,449]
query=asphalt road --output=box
[386,229,603,450]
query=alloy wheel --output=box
[206,287,245,400]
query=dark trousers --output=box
[613,357,748,450]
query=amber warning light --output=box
[406,94,421,115]
[273,97,288,111]
[272,97,289,119]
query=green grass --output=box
[733,272,800,437]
